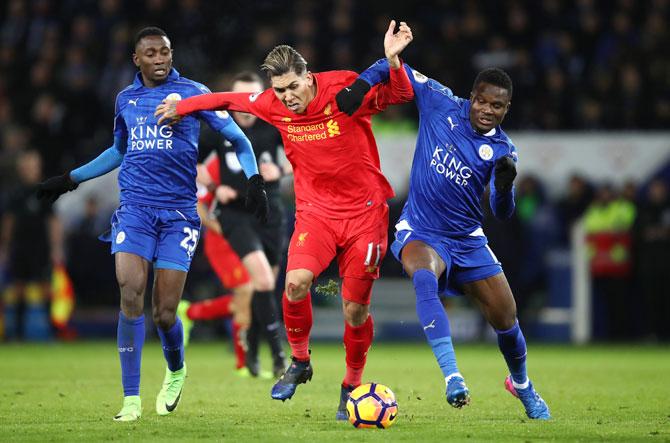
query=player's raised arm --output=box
[336,20,414,115]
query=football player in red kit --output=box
[156,43,413,420]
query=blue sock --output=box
[117,312,145,397]
[157,317,184,372]
[496,320,528,385]
[413,269,459,377]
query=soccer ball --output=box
[346,383,398,429]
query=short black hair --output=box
[134,26,169,48]
[473,68,513,99]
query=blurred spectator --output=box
[633,178,670,341]
[584,183,637,339]
[1,150,63,340]
[514,176,557,311]
[66,196,116,307]
[556,174,594,244]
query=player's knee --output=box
[117,273,144,298]
[285,280,309,302]
[343,300,369,327]
[152,306,177,331]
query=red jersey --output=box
[178,67,413,218]
[196,152,222,209]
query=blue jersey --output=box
[113,68,235,209]
[360,60,517,244]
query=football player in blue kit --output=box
[36,27,268,421]
[336,21,550,420]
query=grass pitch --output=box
[1,341,669,442]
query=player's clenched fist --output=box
[36,173,79,203]
[245,174,269,224]
[494,156,517,193]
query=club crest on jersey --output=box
[215,110,229,119]
[411,69,428,83]
[116,231,126,244]
[249,92,261,102]
[478,144,494,161]
[165,93,182,101]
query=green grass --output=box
[1,342,669,442]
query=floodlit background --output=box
[1,0,669,344]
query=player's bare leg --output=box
[463,274,550,419]
[402,241,470,408]
[152,268,188,416]
[271,269,314,401]
[114,252,149,421]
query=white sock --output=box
[512,377,530,390]
[444,372,464,387]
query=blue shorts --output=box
[101,204,201,272]
[390,220,502,297]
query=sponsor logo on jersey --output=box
[326,119,340,137]
[447,116,458,130]
[129,124,174,151]
[478,144,494,160]
[136,116,148,125]
[285,119,341,142]
[297,232,309,246]
[430,143,472,186]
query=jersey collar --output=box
[131,68,181,89]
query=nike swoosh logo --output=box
[389,413,397,421]
[165,389,182,412]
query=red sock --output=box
[343,314,374,387]
[282,291,312,361]
[187,294,233,321]
[231,321,246,369]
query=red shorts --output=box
[204,229,250,289]
[287,204,389,302]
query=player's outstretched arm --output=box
[36,137,125,203]
[336,20,413,116]
[155,92,259,126]
[489,156,517,219]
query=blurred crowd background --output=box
[0,0,668,343]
